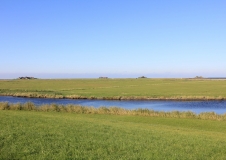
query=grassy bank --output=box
[1,102,226,121]
[1,110,226,159]
[0,78,226,100]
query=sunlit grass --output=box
[1,110,226,159]
[0,78,226,100]
[1,102,226,121]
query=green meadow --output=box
[1,109,226,159]
[0,78,226,100]
[1,79,226,159]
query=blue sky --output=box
[0,0,225,78]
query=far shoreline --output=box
[0,93,225,101]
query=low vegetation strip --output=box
[1,102,226,121]
[0,79,226,100]
[1,110,226,159]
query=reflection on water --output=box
[0,96,226,114]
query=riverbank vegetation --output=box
[0,78,226,100]
[1,109,226,159]
[1,102,226,121]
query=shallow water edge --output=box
[0,93,225,101]
[1,95,226,114]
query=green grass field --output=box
[1,78,226,159]
[0,78,226,100]
[1,110,226,159]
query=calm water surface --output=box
[0,96,226,114]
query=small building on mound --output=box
[18,77,37,80]
[99,77,108,79]
[194,76,203,79]
[138,76,147,78]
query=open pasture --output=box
[0,78,226,100]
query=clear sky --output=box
[0,0,225,79]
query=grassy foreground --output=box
[0,78,226,100]
[1,110,226,159]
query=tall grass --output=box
[2,110,226,159]
[1,101,226,121]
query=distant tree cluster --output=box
[99,77,108,79]
[138,76,147,78]
[194,76,203,79]
[18,77,37,80]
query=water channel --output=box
[0,96,226,114]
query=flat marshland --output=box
[1,109,226,159]
[0,78,226,100]
[1,78,226,159]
